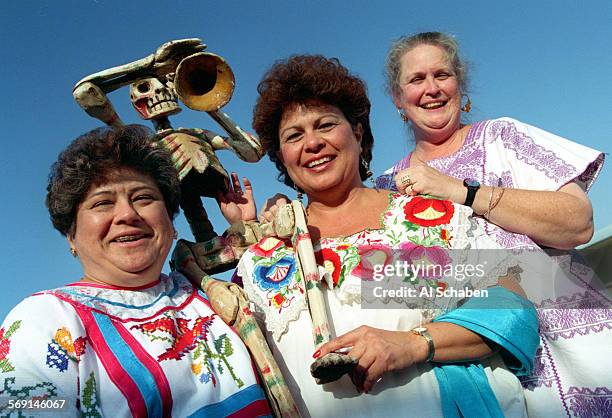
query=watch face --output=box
[413,327,427,334]
[464,178,480,188]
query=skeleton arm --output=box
[72,39,206,126]
[172,239,300,417]
[73,82,124,127]
[178,121,263,163]
[207,110,264,162]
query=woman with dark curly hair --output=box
[211,55,539,417]
[0,125,271,416]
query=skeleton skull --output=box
[129,76,181,120]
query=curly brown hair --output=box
[252,55,374,188]
[46,124,180,236]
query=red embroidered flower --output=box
[252,237,284,257]
[352,244,393,280]
[0,328,9,361]
[403,197,454,227]
[73,337,87,359]
[316,248,342,287]
[273,293,286,308]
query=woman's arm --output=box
[0,297,82,416]
[395,165,594,249]
[469,182,593,249]
[316,274,535,394]
[315,321,495,393]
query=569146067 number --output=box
[7,398,67,410]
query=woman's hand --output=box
[394,162,464,202]
[396,161,593,247]
[217,173,257,224]
[258,193,290,223]
[316,326,426,393]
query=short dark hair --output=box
[252,55,374,188]
[46,124,180,236]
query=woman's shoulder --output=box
[24,274,197,321]
[1,290,86,344]
[5,288,77,318]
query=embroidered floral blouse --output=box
[0,272,270,417]
[235,193,526,417]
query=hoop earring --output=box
[461,95,472,113]
[70,248,77,257]
[361,156,373,179]
[396,108,409,123]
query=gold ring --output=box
[399,175,411,186]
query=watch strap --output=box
[463,179,480,207]
[412,327,435,362]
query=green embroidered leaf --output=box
[4,320,21,339]
[213,334,225,353]
[405,235,420,245]
[421,236,433,247]
[148,335,173,344]
[193,344,202,360]
[82,372,103,417]
[315,333,324,345]
[214,334,234,357]
[0,358,15,373]
[402,221,420,232]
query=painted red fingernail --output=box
[312,350,321,359]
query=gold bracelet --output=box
[484,186,496,219]
[489,187,506,218]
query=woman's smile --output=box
[69,168,174,286]
[278,102,363,196]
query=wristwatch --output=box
[411,326,435,362]
[463,178,481,207]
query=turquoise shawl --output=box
[432,286,539,418]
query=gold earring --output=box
[396,108,409,123]
[361,156,373,179]
[461,95,472,113]
[70,248,77,257]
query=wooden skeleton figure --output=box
[73,39,301,417]
[175,201,356,417]
[73,39,263,273]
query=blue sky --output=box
[1,0,610,319]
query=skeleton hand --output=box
[171,238,210,286]
[172,239,241,324]
[73,82,122,126]
[153,38,207,77]
[258,194,290,223]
